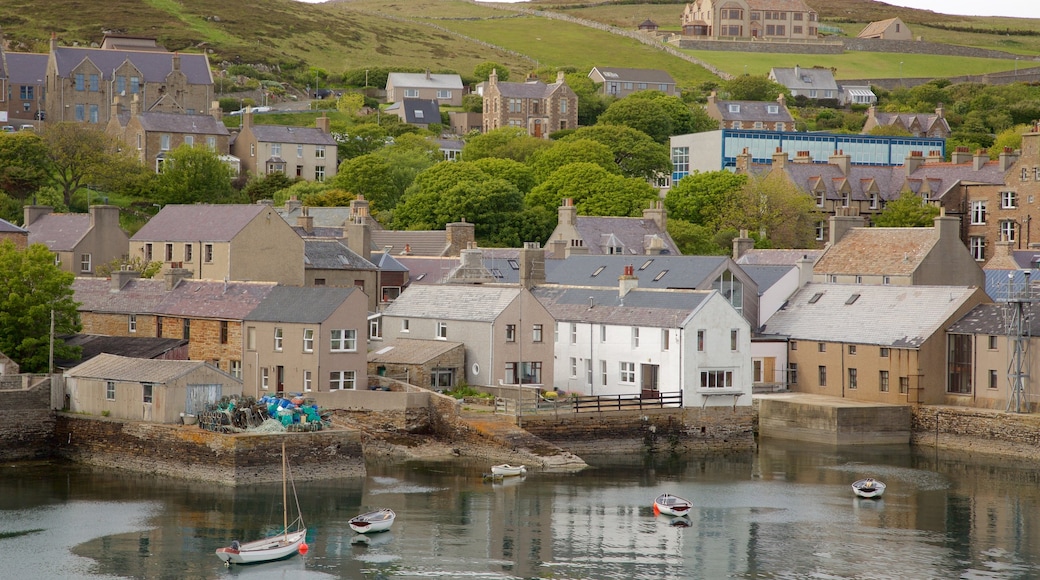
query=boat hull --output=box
[350,509,396,534]
[215,529,306,565]
[654,494,692,517]
[491,464,527,477]
[851,479,886,499]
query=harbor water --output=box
[2,438,1039,579]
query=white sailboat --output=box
[216,442,308,566]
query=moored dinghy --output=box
[654,493,692,516]
[851,478,886,499]
[491,464,527,477]
[349,508,396,534]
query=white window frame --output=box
[436,322,447,339]
[970,200,986,225]
[1001,190,1017,209]
[304,370,312,392]
[330,329,357,351]
[106,381,116,401]
[330,370,356,390]
[303,328,314,352]
[619,361,636,383]
[230,360,242,379]
[700,370,734,389]
[261,367,269,389]
[128,314,137,333]
[274,327,283,351]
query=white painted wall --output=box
[681,293,753,408]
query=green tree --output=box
[664,171,748,227]
[0,132,49,200]
[565,71,610,127]
[0,241,81,372]
[528,139,617,183]
[667,218,729,255]
[461,127,551,162]
[722,75,790,102]
[873,191,940,227]
[471,157,537,194]
[152,145,236,204]
[721,173,822,248]
[337,124,390,160]
[242,172,298,204]
[565,125,670,180]
[373,142,438,211]
[40,123,143,208]
[527,162,658,216]
[333,154,398,212]
[336,92,365,116]
[597,97,675,144]
[989,124,1029,159]
[304,188,356,207]
[474,62,510,82]
[94,255,163,278]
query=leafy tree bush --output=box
[474,62,509,82]
[873,191,939,227]
[151,145,237,204]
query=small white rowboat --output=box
[491,464,527,477]
[654,493,692,516]
[852,478,886,499]
[349,508,396,534]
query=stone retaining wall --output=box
[0,378,56,461]
[520,407,756,454]
[912,406,1040,460]
[55,415,365,484]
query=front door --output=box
[276,365,285,396]
[532,119,543,138]
[640,363,660,398]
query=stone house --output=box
[0,51,48,126]
[367,338,466,390]
[64,353,241,423]
[380,284,556,389]
[44,35,213,126]
[24,205,129,276]
[812,213,985,288]
[545,198,680,258]
[106,97,231,172]
[587,67,678,98]
[231,109,337,182]
[763,283,988,405]
[862,104,951,139]
[681,0,819,40]
[533,273,753,407]
[768,65,839,101]
[482,70,578,138]
[705,92,794,131]
[858,17,912,40]
[0,217,28,250]
[385,71,464,107]
[131,203,305,286]
[242,285,368,400]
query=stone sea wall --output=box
[0,378,55,461]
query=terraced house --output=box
[681,0,819,40]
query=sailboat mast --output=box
[282,441,289,541]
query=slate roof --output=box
[391,98,440,125]
[250,124,336,146]
[370,230,450,257]
[948,302,1040,336]
[533,285,711,328]
[544,255,734,290]
[368,338,465,364]
[382,285,520,322]
[590,67,675,85]
[5,52,48,84]
[741,265,795,295]
[132,204,268,242]
[574,215,680,255]
[276,205,353,228]
[983,269,1040,302]
[52,47,212,85]
[712,99,794,124]
[154,280,277,319]
[494,79,567,99]
[73,277,169,313]
[736,249,823,266]
[397,253,522,285]
[27,213,90,251]
[869,111,950,136]
[304,240,376,270]
[769,66,839,93]
[813,227,937,276]
[57,334,188,368]
[244,285,356,323]
[65,353,217,383]
[134,112,230,135]
[372,251,409,273]
[0,217,27,234]
[386,72,464,91]
[763,283,979,347]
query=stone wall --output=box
[0,378,55,461]
[520,407,756,454]
[912,406,1040,459]
[55,414,364,484]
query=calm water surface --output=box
[2,439,1040,579]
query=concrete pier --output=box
[756,393,911,445]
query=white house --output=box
[533,266,752,408]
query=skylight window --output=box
[508,259,519,270]
[639,259,654,270]
[592,266,606,277]
[653,270,668,282]
[808,292,824,304]
[845,294,860,305]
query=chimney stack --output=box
[519,241,546,288]
[904,150,925,176]
[619,264,638,297]
[772,147,788,169]
[951,146,972,164]
[732,229,754,260]
[999,147,1019,171]
[829,149,850,175]
[973,149,987,171]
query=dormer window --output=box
[728,104,740,113]
[767,105,779,114]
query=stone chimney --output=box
[346,207,372,263]
[489,68,498,87]
[933,208,960,244]
[828,211,866,246]
[707,90,717,105]
[111,95,123,119]
[793,150,812,164]
[242,107,253,130]
[619,264,638,297]
[642,200,666,231]
[999,147,1019,171]
[732,229,754,260]
[1022,124,1040,159]
[296,206,313,234]
[829,149,850,176]
[445,220,475,257]
[796,254,814,288]
[110,268,140,291]
[519,241,546,288]
[987,237,1019,270]
[776,93,786,107]
[558,198,577,226]
[951,146,972,164]
[449,244,496,284]
[935,102,945,119]
[736,148,752,173]
[556,70,566,84]
[926,149,944,164]
[89,205,120,231]
[973,149,987,171]
[425,69,431,80]
[771,147,788,169]
[285,195,303,213]
[164,267,192,291]
[23,205,52,227]
[50,32,58,53]
[904,150,925,176]
[130,93,141,116]
[566,237,589,257]
[172,52,181,72]
[315,114,330,134]
[210,100,223,122]
[548,238,567,260]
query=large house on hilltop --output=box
[106,99,231,172]
[482,70,578,138]
[862,104,951,139]
[385,71,464,107]
[681,0,819,40]
[587,67,678,98]
[44,35,213,126]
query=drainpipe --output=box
[840,342,845,398]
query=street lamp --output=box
[899,61,904,87]
[1016,57,1019,77]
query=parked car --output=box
[1,125,14,133]
[19,124,35,132]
